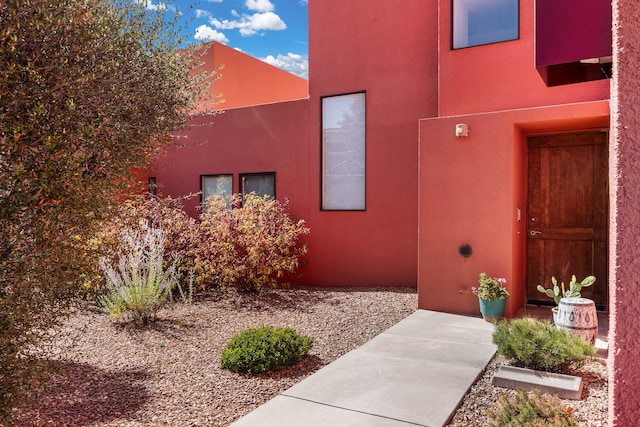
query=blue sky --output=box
[142,0,309,78]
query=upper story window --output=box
[322,92,366,211]
[452,0,519,49]
[241,172,275,199]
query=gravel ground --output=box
[447,353,609,426]
[13,287,417,426]
[13,287,608,426]
[448,355,608,427]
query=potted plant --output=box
[536,275,596,323]
[473,272,509,321]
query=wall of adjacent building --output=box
[608,0,640,424]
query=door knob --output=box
[530,230,542,236]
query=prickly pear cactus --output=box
[537,275,596,305]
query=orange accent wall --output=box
[418,101,609,317]
[194,42,308,111]
[438,0,609,116]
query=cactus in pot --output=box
[537,275,596,305]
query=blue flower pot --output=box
[478,298,506,321]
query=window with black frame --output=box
[321,92,366,211]
[201,174,233,208]
[241,172,275,200]
[452,0,519,49]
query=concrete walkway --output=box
[230,310,497,427]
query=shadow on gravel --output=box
[233,354,325,381]
[566,363,608,400]
[234,288,334,313]
[14,361,149,426]
[235,286,417,314]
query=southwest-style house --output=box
[149,1,640,423]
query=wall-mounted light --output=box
[455,123,469,138]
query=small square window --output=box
[202,174,233,208]
[241,172,275,200]
[453,0,519,49]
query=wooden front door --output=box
[526,131,608,309]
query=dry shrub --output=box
[197,194,310,293]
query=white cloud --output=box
[209,11,286,36]
[245,0,274,12]
[194,25,230,43]
[195,9,211,19]
[263,53,308,79]
[137,0,168,10]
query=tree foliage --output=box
[0,0,212,419]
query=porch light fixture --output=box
[455,123,469,138]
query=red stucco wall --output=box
[302,0,439,286]
[418,102,609,317]
[438,0,609,116]
[153,1,440,289]
[151,100,310,223]
[154,0,617,313]
[416,0,612,317]
[608,0,640,424]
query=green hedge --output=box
[220,326,313,373]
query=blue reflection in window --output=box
[453,0,519,49]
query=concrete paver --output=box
[230,310,497,427]
[232,396,422,427]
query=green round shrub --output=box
[220,326,313,373]
[493,318,595,373]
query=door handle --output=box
[530,230,542,236]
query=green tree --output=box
[0,0,213,420]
